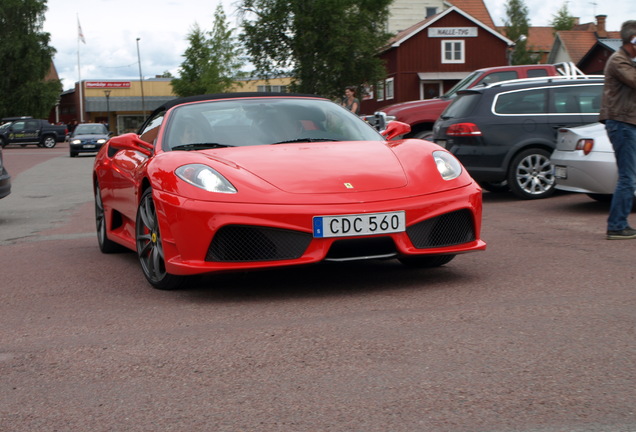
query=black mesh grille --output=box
[407,209,475,249]
[207,225,312,262]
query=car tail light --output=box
[446,123,482,136]
[576,138,594,155]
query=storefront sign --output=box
[86,81,132,88]
[428,27,478,37]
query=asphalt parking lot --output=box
[0,143,635,432]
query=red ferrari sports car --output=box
[93,93,486,289]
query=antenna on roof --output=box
[589,1,597,17]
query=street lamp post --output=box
[136,37,146,119]
[104,90,111,132]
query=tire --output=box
[41,136,57,148]
[479,180,509,193]
[410,130,433,140]
[507,148,556,200]
[136,188,186,290]
[70,151,77,158]
[95,183,124,253]
[398,254,455,268]
[0,138,6,148]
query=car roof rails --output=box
[482,74,605,89]
[553,62,586,77]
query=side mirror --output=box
[381,121,411,141]
[108,133,153,156]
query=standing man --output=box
[600,20,636,240]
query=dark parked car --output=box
[0,146,10,199]
[0,117,67,148]
[69,123,111,157]
[432,76,603,199]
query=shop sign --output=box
[428,27,478,37]
[86,82,132,88]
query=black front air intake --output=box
[407,209,475,249]
[207,225,312,262]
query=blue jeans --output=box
[606,120,636,231]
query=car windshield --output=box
[164,97,383,150]
[74,124,107,135]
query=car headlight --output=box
[433,150,462,180]
[175,164,237,193]
[97,139,107,144]
[71,139,82,144]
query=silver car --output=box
[552,122,634,201]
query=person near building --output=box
[599,20,636,240]
[341,86,360,115]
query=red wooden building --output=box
[361,6,513,114]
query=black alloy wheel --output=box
[136,188,185,290]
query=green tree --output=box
[239,0,392,99]
[0,0,62,119]
[172,5,245,97]
[551,2,576,33]
[504,0,537,65]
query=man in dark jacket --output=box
[599,20,636,239]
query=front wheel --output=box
[398,254,455,268]
[507,148,555,200]
[41,136,57,148]
[136,188,186,290]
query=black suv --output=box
[432,76,604,199]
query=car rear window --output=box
[441,93,481,119]
[527,69,549,78]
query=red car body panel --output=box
[93,94,486,281]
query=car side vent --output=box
[407,209,475,248]
[207,225,312,262]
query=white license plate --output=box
[83,144,96,149]
[313,211,406,238]
[555,165,567,179]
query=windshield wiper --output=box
[172,143,234,151]
[272,138,339,144]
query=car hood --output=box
[71,134,109,140]
[203,141,408,194]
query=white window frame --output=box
[441,40,465,64]
[376,80,385,102]
[385,78,395,100]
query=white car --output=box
[551,122,633,202]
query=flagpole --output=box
[77,15,84,123]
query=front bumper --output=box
[152,184,486,275]
[70,142,105,154]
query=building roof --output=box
[444,0,495,28]
[555,31,599,63]
[384,5,512,51]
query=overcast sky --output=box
[43,0,631,91]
